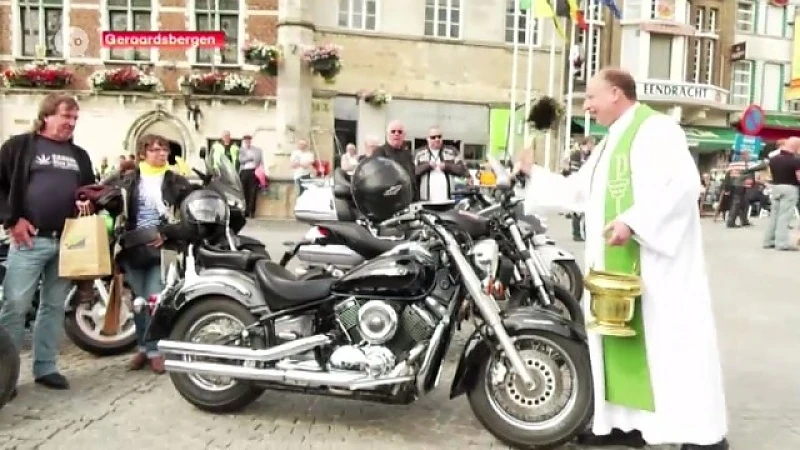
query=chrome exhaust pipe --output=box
[165,359,368,388]
[165,359,413,389]
[158,334,331,362]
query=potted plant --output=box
[179,71,255,96]
[302,43,342,83]
[527,96,566,131]
[243,40,281,77]
[89,66,162,92]
[2,63,73,89]
[359,89,392,107]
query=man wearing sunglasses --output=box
[414,127,467,202]
[374,121,417,199]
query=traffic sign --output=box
[740,104,765,136]
[733,132,763,160]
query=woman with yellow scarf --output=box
[105,134,196,374]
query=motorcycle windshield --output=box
[212,156,246,208]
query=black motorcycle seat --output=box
[332,169,352,199]
[254,260,334,310]
[321,222,404,259]
[435,209,491,238]
[196,246,265,272]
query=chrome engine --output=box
[328,298,439,376]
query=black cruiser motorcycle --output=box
[147,157,592,449]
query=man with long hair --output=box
[0,93,96,394]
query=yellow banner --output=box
[786,15,800,101]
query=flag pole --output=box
[544,18,558,170]
[522,8,535,150]
[507,0,521,161]
[583,0,595,137]
[564,25,578,163]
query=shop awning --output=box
[684,126,739,153]
[732,113,800,142]
[571,120,737,153]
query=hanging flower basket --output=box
[243,40,281,77]
[302,43,342,84]
[527,96,566,131]
[358,89,392,107]
[2,63,73,89]
[179,71,255,96]
[89,66,162,93]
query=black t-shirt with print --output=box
[24,137,81,232]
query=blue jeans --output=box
[122,262,164,357]
[0,237,72,379]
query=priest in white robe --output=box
[517,68,728,450]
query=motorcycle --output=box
[291,168,584,302]
[147,158,593,449]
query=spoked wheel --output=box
[64,283,137,356]
[168,297,265,413]
[468,331,593,449]
[550,261,584,303]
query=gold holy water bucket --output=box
[584,268,642,337]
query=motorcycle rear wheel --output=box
[0,326,20,411]
[551,260,584,303]
[168,297,265,413]
[467,331,593,449]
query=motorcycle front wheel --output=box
[550,260,584,303]
[64,282,137,357]
[467,331,593,449]
[168,297,265,413]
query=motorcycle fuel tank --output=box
[331,244,438,299]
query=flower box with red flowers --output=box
[2,64,73,89]
[89,66,162,92]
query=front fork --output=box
[437,224,535,388]
[506,220,553,307]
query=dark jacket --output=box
[373,143,417,199]
[0,132,95,228]
[104,168,197,242]
[413,145,467,201]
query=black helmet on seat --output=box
[351,157,414,222]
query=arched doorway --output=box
[124,110,195,163]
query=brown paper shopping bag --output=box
[58,215,113,280]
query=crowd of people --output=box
[0,67,737,450]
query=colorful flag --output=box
[520,0,566,40]
[552,0,588,31]
[601,0,622,20]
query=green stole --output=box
[602,104,656,412]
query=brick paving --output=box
[0,216,794,450]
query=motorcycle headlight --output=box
[469,239,500,281]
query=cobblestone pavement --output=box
[0,216,795,450]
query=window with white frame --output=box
[576,0,603,82]
[763,4,785,37]
[424,0,461,39]
[107,0,152,61]
[729,60,753,107]
[195,0,239,64]
[735,1,755,33]
[338,0,377,31]
[18,0,63,58]
[624,0,642,20]
[687,7,718,85]
[649,35,672,79]
[504,0,540,46]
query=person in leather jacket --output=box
[103,134,196,373]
